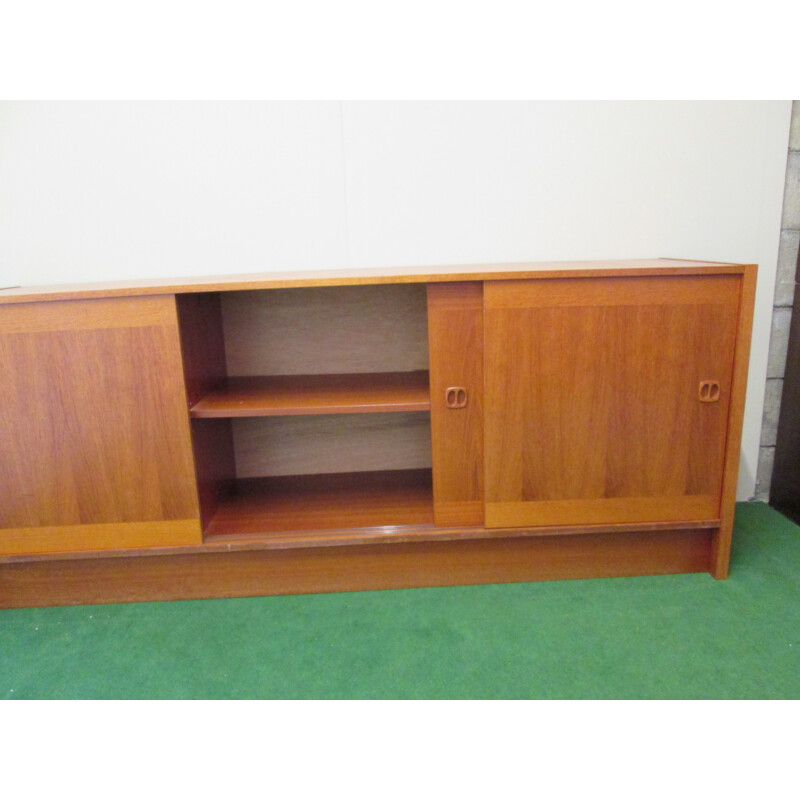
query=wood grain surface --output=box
[176,292,228,407]
[190,371,431,417]
[0,520,201,556]
[427,282,484,526]
[0,294,177,332]
[484,275,740,527]
[205,469,433,536]
[190,418,236,533]
[0,296,201,552]
[0,528,713,608]
[0,259,747,306]
[176,292,236,530]
[0,515,719,562]
[710,263,757,577]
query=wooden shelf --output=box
[205,468,433,537]
[190,371,430,418]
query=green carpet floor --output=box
[1,502,799,699]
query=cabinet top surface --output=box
[0,259,752,304]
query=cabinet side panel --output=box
[711,266,756,577]
[175,293,235,532]
[427,283,484,526]
[176,293,228,406]
[0,297,201,553]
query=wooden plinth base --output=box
[0,528,713,609]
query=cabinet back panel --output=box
[232,412,432,477]
[175,294,235,530]
[221,284,429,376]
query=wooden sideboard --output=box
[0,259,757,608]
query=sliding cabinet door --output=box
[427,282,484,526]
[484,275,741,528]
[0,296,202,554]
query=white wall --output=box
[0,101,792,499]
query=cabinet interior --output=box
[176,284,433,538]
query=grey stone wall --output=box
[755,101,800,500]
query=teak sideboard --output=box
[0,259,757,608]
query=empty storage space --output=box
[205,413,433,536]
[176,283,433,539]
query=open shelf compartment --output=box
[176,284,434,539]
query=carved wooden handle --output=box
[699,380,721,402]
[445,387,468,409]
